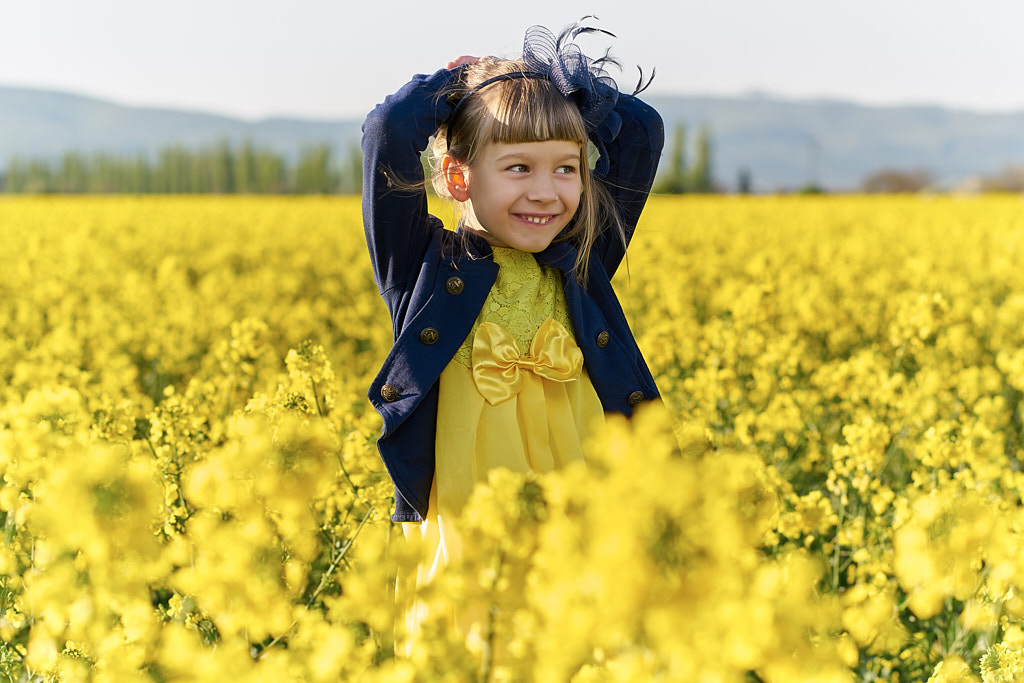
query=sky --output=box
[2,0,1023,121]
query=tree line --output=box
[860,164,1024,193]
[653,123,719,194]
[1,141,363,194]
[1,126,721,195]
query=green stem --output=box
[257,621,298,660]
[334,453,361,494]
[479,548,505,683]
[306,506,373,607]
[832,497,846,592]
[310,378,325,418]
[221,373,237,420]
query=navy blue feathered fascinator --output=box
[523,19,655,174]
[522,22,621,134]
[450,18,654,175]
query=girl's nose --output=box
[526,174,558,202]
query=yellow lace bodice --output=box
[452,247,573,367]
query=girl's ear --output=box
[442,154,470,202]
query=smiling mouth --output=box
[517,214,556,225]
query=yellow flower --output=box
[3,194,1024,681]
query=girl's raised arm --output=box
[592,93,665,277]
[361,66,465,305]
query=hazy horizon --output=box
[9,81,1024,126]
[3,0,1023,120]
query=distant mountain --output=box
[3,84,1024,191]
[0,85,363,169]
[646,93,1024,191]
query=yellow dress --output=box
[403,245,605,585]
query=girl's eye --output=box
[507,164,528,173]
[556,165,579,175]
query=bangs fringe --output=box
[480,79,588,147]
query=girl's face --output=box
[449,139,583,253]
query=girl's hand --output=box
[446,55,479,69]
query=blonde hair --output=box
[431,58,624,284]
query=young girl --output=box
[361,22,663,563]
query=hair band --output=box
[446,71,548,150]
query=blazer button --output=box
[596,330,610,348]
[380,384,399,402]
[627,390,644,407]
[419,327,439,345]
[446,276,465,295]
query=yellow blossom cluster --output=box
[0,194,1023,681]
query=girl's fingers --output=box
[446,55,479,69]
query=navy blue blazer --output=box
[362,67,665,522]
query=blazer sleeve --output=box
[592,94,665,277]
[361,67,464,306]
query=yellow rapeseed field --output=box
[2,194,1024,682]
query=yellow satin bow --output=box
[471,318,584,406]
